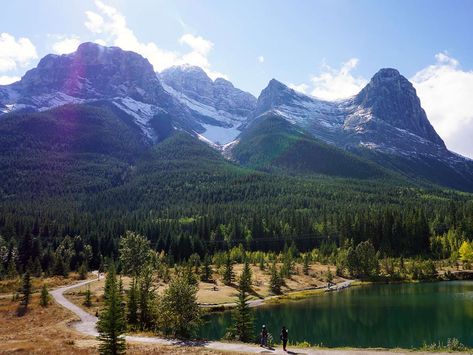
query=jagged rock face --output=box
[161,65,214,105]
[160,65,256,119]
[17,42,166,104]
[159,65,256,145]
[212,77,256,118]
[252,71,449,156]
[255,79,295,116]
[354,68,445,147]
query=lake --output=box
[198,281,473,348]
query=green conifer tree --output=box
[239,260,252,294]
[222,253,234,286]
[269,261,282,295]
[17,271,32,316]
[40,284,50,307]
[228,286,254,342]
[97,265,126,355]
[83,285,93,307]
[201,254,213,282]
[126,278,139,328]
[303,254,310,275]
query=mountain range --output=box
[1,41,473,194]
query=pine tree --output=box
[126,278,139,328]
[184,262,198,286]
[118,276,124,295]
[239,260,252,294]
[201,254,213,282]
[78,262,88,280]
[281,250,294,278]
[17,271,32,316]
[269,261,282,295]
[97,265,126,355]
[222,253,234,285]
[325,267,334,283]
[6,259,18,279]
[53,255,68,277]
[138,265,156,330]
[83,285,93,307]
[258,255,265,271]
[32,257,42,278]
[228,286,254,342]
[40,284,50,307]
[303,254,310,275]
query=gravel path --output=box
[51,277,448,355]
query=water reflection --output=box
[198,281,473,348]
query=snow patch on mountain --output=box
[113,97,165,140]
[200,123,240,145]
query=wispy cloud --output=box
[289,58,367,100]
[52,36,81,54]
[84,0,226,79]
[0,33,37,74]
[257,55,264,64]
[288,83,309,94]
[310,58,368,100]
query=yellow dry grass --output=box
[0,293,238,354]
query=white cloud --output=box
[411,52,473,158]
[0,33,37,72]
[84,11,104,33]
[257,55,264,63]
[310,58,367,100]
[52,36,81,54]
[0,75,20,85]
[288,83,309,94]
[84,0,226,79]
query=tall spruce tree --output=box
[269,261,282,295]
[201,254,213,282]
[239,260,252,294]
[303,254,310,275]
[222,253,234,285]
[17,271,32,316]
[40,284,50,307]
[229,286,254,342]
[97,265,126,355]
[83,285,93,307]
[126,278,139,329]
[138,265,156,330]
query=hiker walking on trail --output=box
[280,326,288,351]
[260,324,268,347]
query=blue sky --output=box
[1,0,473,157]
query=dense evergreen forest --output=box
[1,131,472,276]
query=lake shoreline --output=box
[201,274,472,313]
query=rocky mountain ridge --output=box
[1,42,472,190]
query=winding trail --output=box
[51,278,444,355]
